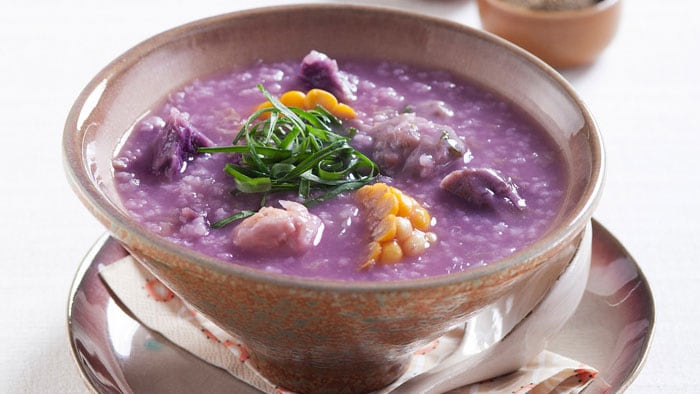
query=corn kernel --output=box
[379,240,403,264]
[401,232,429,257]
[332,103,357,119]
[279,90,306,108]
[390,186,417,217]
[395,216,414,241]
[370,191,399,219]
[371,214,397,243]
[253,100,274,118]
[410,206,431,231]
[359,241,383,270]
[304,89,339,112]
[354,184,372,202]
[356,183,388,205]
[368,240,382,259]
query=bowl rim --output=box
[478,0,621,19]
[63,3,605,291]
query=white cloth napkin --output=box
[99,256,601,394]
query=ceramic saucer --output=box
[66,220,654,393]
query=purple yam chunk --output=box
[368,113,465,178]
[151,108,213,179]
[440,168,526,211]
[299,50,357,102]
[232,201,324,256]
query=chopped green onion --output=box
[224,164,272,193]
[199,85,379,227]
[210,210,257,229]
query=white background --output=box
[1,0,697,392]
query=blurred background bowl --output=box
[477,0,622,68]
[63,5,605,393]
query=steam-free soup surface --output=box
[113,54,566,281]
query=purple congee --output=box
[112,52,566,281]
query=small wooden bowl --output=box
[478,0,622,68]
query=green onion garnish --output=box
[199,85,379,228]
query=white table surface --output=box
[1,0,697,392]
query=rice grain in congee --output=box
[113,52,566,281]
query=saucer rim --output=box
[586,220,655,393]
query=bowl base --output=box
[250,350,410,394]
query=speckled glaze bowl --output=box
[63,5,604,393]
[477,0,622,68]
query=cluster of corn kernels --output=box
[255,89,356,119]
[355,183,437,269]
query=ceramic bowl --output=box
[477,0,622,68]
[63,5,604,393]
